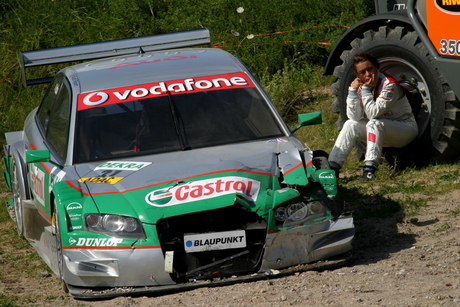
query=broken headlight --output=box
[274,200,326,227]
[85,214,146,239]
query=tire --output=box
[11,158,24,236]
[312,155,331,170]
[331,25,460,166]
[53,200,69,293]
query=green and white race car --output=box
[3,29,354,298]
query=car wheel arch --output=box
[10,147,30,200]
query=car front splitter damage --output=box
[69,251,352,299]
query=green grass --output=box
[0,0,374,142]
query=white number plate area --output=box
[184,230,246,253]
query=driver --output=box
[328,52,418,180]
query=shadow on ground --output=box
[338,178,417,267]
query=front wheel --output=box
[11,158,24,236]
[331,25,460,165]
[52,200,69,293]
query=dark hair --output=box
[353,52,380,73]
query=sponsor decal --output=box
[30,164,45,206]
[440,39,460,56]
[110,54,198,69]
[78,176,124,184]
[95,161,151,171]
[435,0,460,13]
[318,171,335,179]
[82,92,109,106]
[266,138,290,143]
[184,230,246,252]
[66,202,82,210]
[69,211,82,221]
[70,237,124,247]
[70,74,79,87]
[70,225,83,230]
[77,73,255,110]
[381,87,394,100]
[146,176,261,207]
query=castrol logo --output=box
[145,176,261,207]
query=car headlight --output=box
[274,200,326,227]
[286,203,308,221]
[85,214,146,239]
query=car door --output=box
[29,74,71,220]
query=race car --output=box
[3,29,354,298]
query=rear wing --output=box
[20,28,211,87]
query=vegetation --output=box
[0,0,374,141]
[1,0,460,305]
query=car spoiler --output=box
[20,28,211,87]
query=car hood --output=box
[73,137,310,223]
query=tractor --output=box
[324,0,460,165]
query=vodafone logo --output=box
[83,92,109,106]
[145,176,261,207]
[77,72,255,110]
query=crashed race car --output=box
[3,29,354,298]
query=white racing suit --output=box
[329,71,419,168]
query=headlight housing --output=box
[85,214,146,239]
[274,199,326,227]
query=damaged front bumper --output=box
[62,214,354,299]
[67,251,353,299]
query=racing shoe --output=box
[360,165,376,181]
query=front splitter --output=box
[69,251,352,300]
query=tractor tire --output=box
[330,25,460,166]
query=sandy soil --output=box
[1,180,460,307]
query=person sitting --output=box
[328,52,418,180]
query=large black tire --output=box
[331,25,460,166]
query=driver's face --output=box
[355,60,377,84]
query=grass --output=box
[0,0,373,142]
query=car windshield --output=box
[74,88,285,163]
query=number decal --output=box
[100,170,122,177]
[440,39,460,56]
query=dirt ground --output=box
[1,181,460,307]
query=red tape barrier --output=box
[213,24,349,48]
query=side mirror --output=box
[26,150,51,163]
[291,112,322,133]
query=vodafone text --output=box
[78,73,254,110]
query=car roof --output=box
[65,48,247,93]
